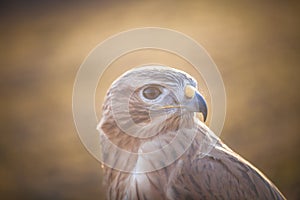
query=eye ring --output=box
[142,86,162,100]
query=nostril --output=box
[185,85,196,99]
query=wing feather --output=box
[166,139,285,200]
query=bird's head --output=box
[99,66,207,144]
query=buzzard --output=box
[97,66,285,200]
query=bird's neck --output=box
[101,117,217,200]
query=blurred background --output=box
[1,0,299,199]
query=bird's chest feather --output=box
[129,173,162,199]
[104,131,202,200]
[107,155,188,200]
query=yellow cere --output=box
[185,85,196,99]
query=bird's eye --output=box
[142,86,162,100]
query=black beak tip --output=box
[203,110,207,122]
[195,92,208,122]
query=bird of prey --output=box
[97,66,285,200]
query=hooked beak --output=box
[184,85,208,122]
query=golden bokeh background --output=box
[1,1,300,199]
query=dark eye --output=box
[142,86,162,100]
